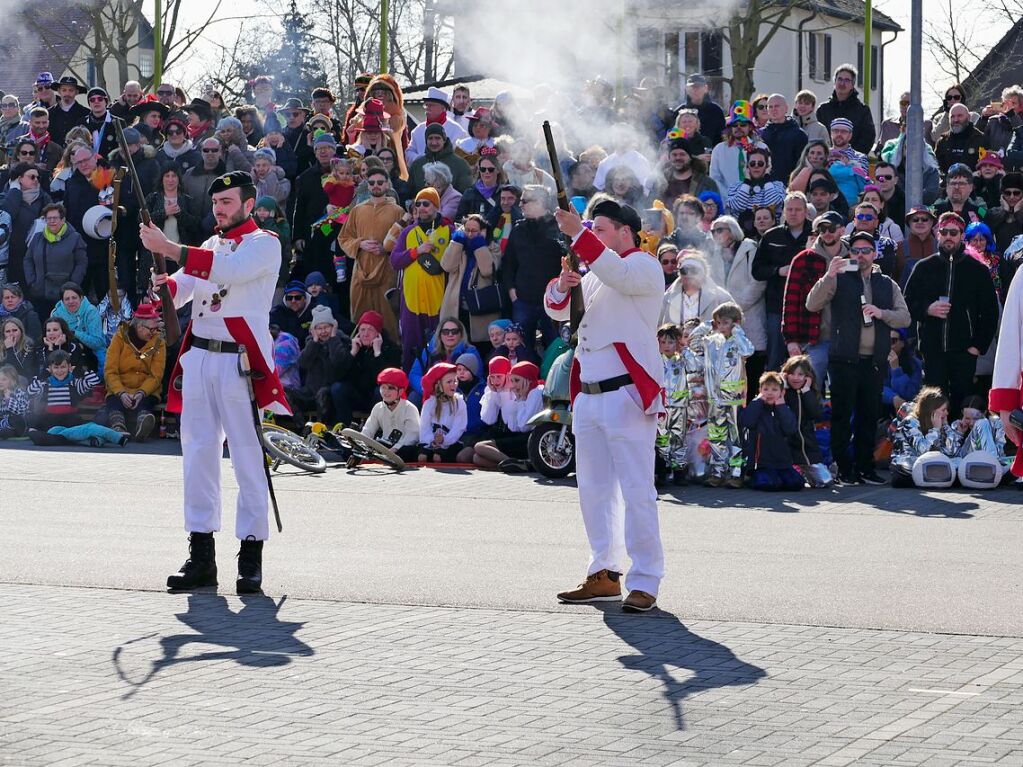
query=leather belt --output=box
[580,374,633,395]
[192,336,242,354]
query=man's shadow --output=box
[601,606,766,731]
[113,593,314,699]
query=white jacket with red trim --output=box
[165,217,290,414]
[544,227,664,414]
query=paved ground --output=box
[2,441,1023,765]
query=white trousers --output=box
[572,388,663,596]
[180,348,269,540]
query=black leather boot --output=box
[236,536,263,595]
[166,532,218,591]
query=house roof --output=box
[808,0,901,33]
[0,6,94,103]
[963,17,1023,107]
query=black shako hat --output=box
[590,198,642,233]
[209,171,255,197]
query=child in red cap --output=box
[418,362,467,462]
[468,359,543,471]
[361,367,421,460]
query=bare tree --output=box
[721,0,803,101]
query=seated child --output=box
[26,349,101,431]
[361,368,421,461]
[458,355,510,462]
[656,322,690,486]
[949,394,1010,489]
[455,352,486,441]
[418,362,468,463]
[739,371,804,491]
[0,363,30,438]
[492,322,541,366]
[469,360,543,472]
[487,319,511,356]
[889,386,958,488]
[781,355,833,487]
[679,318,708,478]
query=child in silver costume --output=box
[656,323,691,485]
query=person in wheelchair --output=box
[360,367,420,461]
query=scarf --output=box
[21,185,40,204]
[48,373,72,387]
[427,111,447,126]
[161,139,194,159]
[43,223,66,243]
[186,121,210,141]
[475,180,498,200]
[0,115,21,137]
[29,129,50,154]
[498,213,513,253]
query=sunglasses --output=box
[711,227,730,234]
[479,166,496,173]
[440,327,461,335]
[660,258,676,265]
[854,213,875,221]
[202,148,220,153]
[19,150,35,156]
[414,201,433,208]
[849,246,874,255]
[366,179,387,186]
[166,129,183,135]
[755,104,768,111]
[938,227,962,236]
[875,174,893,182]
[909,216,932,224]
[946,93,963,101]
[1,103,17,108]
[747,160,766,168]
[815,223,838,233]
[284,294,304,302]
[88,96,106,103]
[1005,189,1023,197]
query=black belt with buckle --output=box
[580,374,633,395]
[192,336,242,354]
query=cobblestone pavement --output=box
[3,582,1023,766]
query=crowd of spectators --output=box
[0,67,1019,489]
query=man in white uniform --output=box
[545,200,666,612]
[405,87,468,164]
[141,171,291,595]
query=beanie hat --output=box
[509,361,540,390]
[122,127,142,145]
[415,187,441,209]
[377,367,409,396]
[425,123,446,138]
[422,362,457,397]
[946,162,973,180]
[283,279,306,296]
[313,131,337,147]
[454,352,481,378]
[133,303,160,320]
[829,117,854,132]
[216,116,244,133]
[254,195,278,212]
[310,304,337,328]
[977,152,1003,170]
[304,270,327,287]
[356,310,384,333]
[1002,172,1023,192]
[488,319,513,332]
[488,355,512,376]
[253,147,277,164]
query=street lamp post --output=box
[905,0,923,211]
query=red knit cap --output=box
[134,303,160,320]
[488,355,511,376]
[422,362,457,397]
[357,310,384,333]
[377,367,409,397]
[509,361,540,390]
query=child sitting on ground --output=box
[458,355,511,462]
[949,394,1010,489]
[26,349,100,431]
[656,322,691,486]
[418,362,468,463]
[469,360,543,472]
[739,371,804,491]
[361,368,421,461]
[889,387,958,488]
[0,363,30,438]
[455,352,486,442]
[781,355,833,487]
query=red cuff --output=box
[989,387,1021,412]
[165,277,177,299]
[545,277,570,310]
[183,247,215,280]
[573,228,606,265]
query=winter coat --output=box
[2,345,44,380]
[904,244,1000,357]
[62,171,103,267]
[1,186,51,284]
[408,137,472,195]
[674,98,726,145]
[0,298,42,343]
[502,215,564,306]
[761,118,808,184]
[408,337,483,395]
[291,162,331,245]
[269,300,314,348]
[297,333,349,394]
[815,89,876,155]
[723,238,767,351]
[156,142,202,176]
[438,184,462,221]
[103,323,166,398]
[439,232,500,343]
[883,353,923,406]
[334,337,402,400]
[456,183,500,221]
[146,190,202,246]
[23,225,88,304]
[51,299,105,356]
[181,161,226,224]
[47,101,89,146]
[934,125,987,174]
[660,253,734,326]
[253,166,291,209]
[752,222,812,315]
[784,387,824,465]
[739,398,798,470]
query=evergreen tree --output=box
[268,1,330,102]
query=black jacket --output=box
[761,118,808,184]
[83,112,122,159]
[63,170,105,266]
[47,101,89,147]
[934,126,986,173]
[815,89,876,155]
[1,186,52,284]
[269,301,314,348]
[502,215,565,305]
[292,162,332,245]
[784,388,824,465]
[674,98,726,145]
[903,244,999,356]
[335,338,402,399]
[298,333,350,393]
[751,222,812,314]
[456,184,499,221]
[739,399,798,470]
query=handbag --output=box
[465,264,504,315]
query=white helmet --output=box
[911,452,955,488]
[957,450,1003,490]
[81,205,112,239]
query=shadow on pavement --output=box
[112,593,313,699]
[599,606,766,731]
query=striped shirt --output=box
[27,371,99,413]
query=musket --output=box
[542,120,584,336]
[107,167,125,313]
[113,118,181,345]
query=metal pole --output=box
[153,0,163,87]
[379,0,388,73]
[615,0,625,105]
[905,0,923,211]
[862,0,872,112]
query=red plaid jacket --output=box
[781,243,847,346]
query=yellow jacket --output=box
[103,324,167,399]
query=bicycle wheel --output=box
[261,427,328,473]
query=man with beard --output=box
[140,170,290,596]
[339,166,405,340]
[280,98,314,180]
[19,108,62,175]
[932,163,987,224]
[109,81,144,122]
[182,138,228,236]
[935,103,987,174]
[47,76,89,147]
[710,101,756,193]
[904,212,999,419]
[646,135,718,206]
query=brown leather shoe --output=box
[622,590,657,613]
[557,569,622,603]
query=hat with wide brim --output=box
[183,97,213,122]
[82,205,113,239]
[423,86,450,108]
[57,76,87,94]
[281,98,311,115]
[129,96,170,121]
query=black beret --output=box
[1002,172,1023,192]
[209,171,255,197]
[590,199,643,233]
